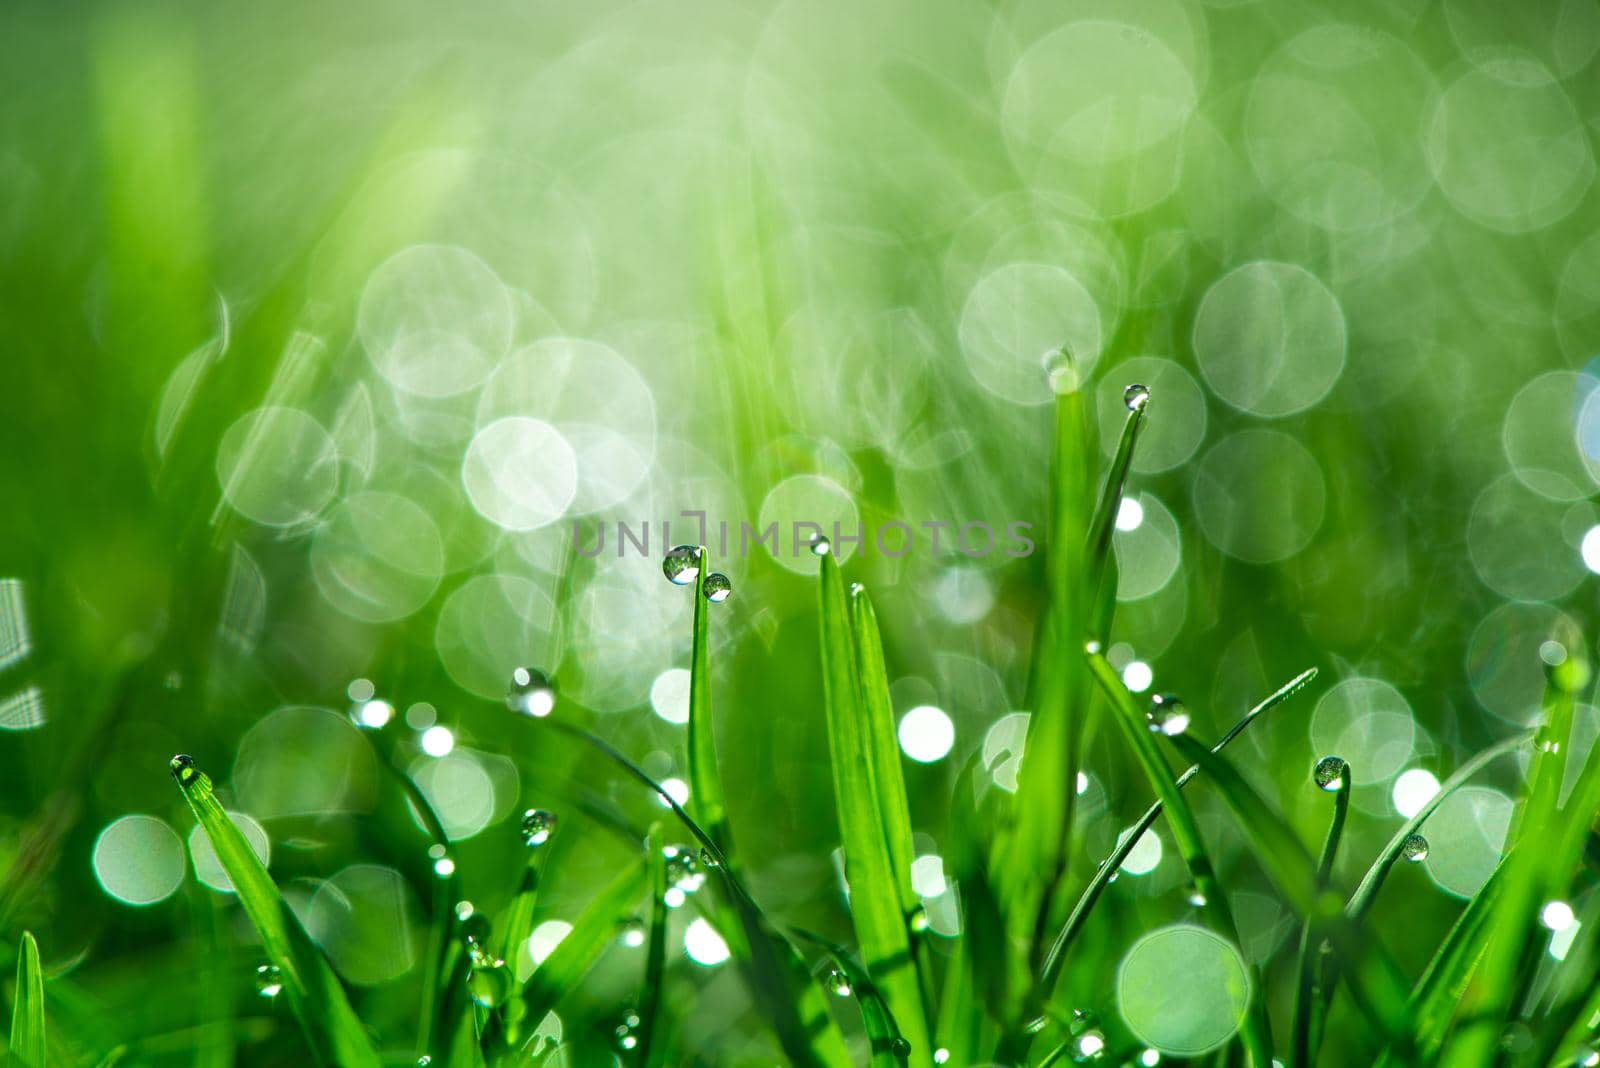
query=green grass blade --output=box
[686,546,732,854]
[637,826,671,1068]
[817,549,934,1068]
[169,755,381,1068]
[1085,382,1147,644]
[795,931,910,1068]
[10,931,45,1068]
[1038,667,1317,991]
[1083,652,1273,1067]
[1152,731,1413,1048]
[1291,760,1350,1066]
[517,860,646,1043]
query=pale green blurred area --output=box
[2,0,1600,1061]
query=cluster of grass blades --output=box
[12,365,1600,1067]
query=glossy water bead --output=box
[1314,756,1348,792]
[1124,382,1151,411]
[662,545,701,586]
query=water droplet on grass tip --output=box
[508,666,555,717]
[662,545,701,586]
[809,535,832,556]
[890,1038,912,1057]
[1124,383,1151,411]
[466,959,510,1007]
[255,963,282,998]
[618,917,646,947]
[1147,693,1189,736]
[1314,756,1348,792]
[522,808,557,847]
[825,967,853,997]
[169,754,200,786]
[703,572,733,603]
[1402,833,1429,862]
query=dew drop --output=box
[522,808,557,848]
[1401,833,1429,862]
[466,959,511,1008]
[698,846,720,870]
[1313,755,1348,792]
[455,900,490,949]
[428,842,454,879]
[1187,888,1207,908]
[809,535,832,557]
[507,667,556,717]
[1146,693,1189,736]
[1045,346,1081,394]
[254,963,282,998]
[618,917,646,948]
[1073,1028,1107,1061]
[703,572,733,603]
[934,1051,951,1066]
[662,545,701,586]
[1124,383,1151,412]
[664,845,705,893]
[908,904,930,934]
[613,1010,642,1052]
[824,967,854,997]
[890,1037,912,1057]
[169,753,200,787]
[1085,640,1103,655]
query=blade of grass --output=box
[849,584,932,1014]
[637,826,671,1068]
[1083,652,1274,1068]
[10,931,45,1068]
[686,546,731,855]
[516,859,647,1051]
[1085,383,1147,646]
[1038,667,1318,991]
[1149,730,1413,1050]
[169,755,381,1068]
[795,930,910,1068]
[1291,760,1350,1066]
[817,549,933,1067]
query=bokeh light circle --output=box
[1422,785,1513,898]
[310,492,445,623]
[461,417,578,532]
[306,864,421,985]
[93,815,185,906]
[1096,356,1208,473]
[1192,430,1326,563]
[1309,678,1417,785]
[958,262,1102,405]
[1466,474,1585,602]
[1193,262,1346,418]
[1502,371,1597,500]
[435,574,563,700]
[216,407,338,527]
[756,474,861,574]
[1118,924,1250,1055]
[1113,493,1182,602]
[188,813,270,893]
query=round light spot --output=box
[410,751,494,840]
[650,668,691,725]
[659,777,690,807]
[356,700,394,729]
[1100,356,1209,473]
[1116,498,1145,532]
[1192,430,1326,563]
[234,706,379,819]
[1467,474,1585,602]
[528,921,573,967]
[684,917,730,966]
[1118,925,1251,1055]
[1467,602,1578,723]
[1444,0,1600,77]
[1502,372,1598,501]
[932,567,995,625]
[911,855,948,898]
[1123,661,1154,693]
[983,712,1030,792]
[420,726,455,758]
[461,417,577,532]
[216,407,338,527]
[1193,262,1346,418]
[1542,900,1577,931]
[1583,526,1600,574]
[1310,678,1417,786]
[1427,57,1593,233]
[93,815,185,906]
[1423,785,1513,898]
[958,262,1102,406]
[188,813,270,894]
[1393,768,1442,819]
[311,492,445,623]
[306,864,421,985]
[1120,829,1164,876]
[358,244,511,398]
[756,474,860,574]
[898,706,955,763]
[1115,494,1182,602]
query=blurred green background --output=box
[3,0,1600,1062]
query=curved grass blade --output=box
[1151,731,1413,1050]
[1039,667,1317,991]
[537,719,850,1067]
[1291,762,1350,1066]
[817,551,933,1067]
[637,826,671,1068]
[517,860,647,1049]
[169,755,381,1068]
[10,931,44,1068]
[795,930,910,1068]
[1083,653,1274,1068]
[686,546,732,855]
[1085,382,1147,645]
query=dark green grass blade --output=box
[637,827,671,1068]
[1291,764,1350,1066]
[1084,652,1273,1067]
[1039,667,1317,991]
[1085,384,1147,645]
[1440,633,1585,1068]
[686,546,731,854]
[10,931,45,1068]
[817,551,933,1067]
[517,860,647,1050]
[537,719,850,1067]
[169,756,381,1068]
[1153,732,1413,1049]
